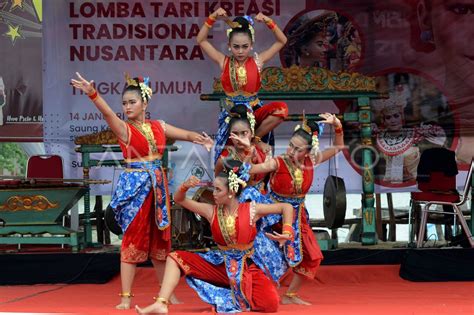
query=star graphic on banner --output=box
[4,23,22,44]
[9,0,23,11]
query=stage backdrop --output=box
[42,0,473,194]
[0,0,43,141]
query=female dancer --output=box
[135,160,294,314]
[215,105,270,194]
[215,105,290,283]
[197,8,289,162]
[71,73,213,309]
[242,113,344,305]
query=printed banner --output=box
[42,0,473,194]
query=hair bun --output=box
[232,16,251,30]
[229,105,248,120]
[222,158,243,174]
[306,120,320,133]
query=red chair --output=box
[26,155,64,180]
[412,158,474,248]
[409,148,457,244]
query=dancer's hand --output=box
[182,176,201,190]
[211,7,228,20]
[256,141,272,157]
[255,12,270,23]
[70,72,95,95]
[229,133,251,149]
[265,231,292,247]
[193,132,213,152]
[318,113,341,127]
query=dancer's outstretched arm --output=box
[165,124,213,152]
[71,72,127,143]
[248,158,278,175]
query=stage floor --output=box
[0,265,473,315]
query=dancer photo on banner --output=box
[281,9,363,72]
[344,70,455,187]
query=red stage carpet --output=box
[0,265,472,315]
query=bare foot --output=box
[281,294,311,305]
[116,296,131,310]
[169,293,182,305]
[135,302,168,314]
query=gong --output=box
[323,175,347,229]
[104,204,123,236]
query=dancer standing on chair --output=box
[71,73,213,310]
[135,160,295,314]
[197,8,289,162]
[241,113,344,305]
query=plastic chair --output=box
[26,155,64,180]
[413,158,474,248]
[409,148,457,244]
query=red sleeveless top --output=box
[211,202,257,246]
[270,156,314,196]
[119,120,166,159]
[221,56,261,95]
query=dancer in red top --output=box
[71,73,213,310]
[135,160,294,314]
[197,8,289,162]
[246,113,344,305]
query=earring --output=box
[228,195,233,199]
[251,47,253,51]
[420,30,434,44]
[228,47,231,51]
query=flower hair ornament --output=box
[226,15,255,42]
[125,73,153,102]
[226,163,251,193]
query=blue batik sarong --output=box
[110,160,170,233]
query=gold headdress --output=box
[294,111,312,135]
[125,73,137,87]
[124,73,153,101]
[294,111,319,149]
